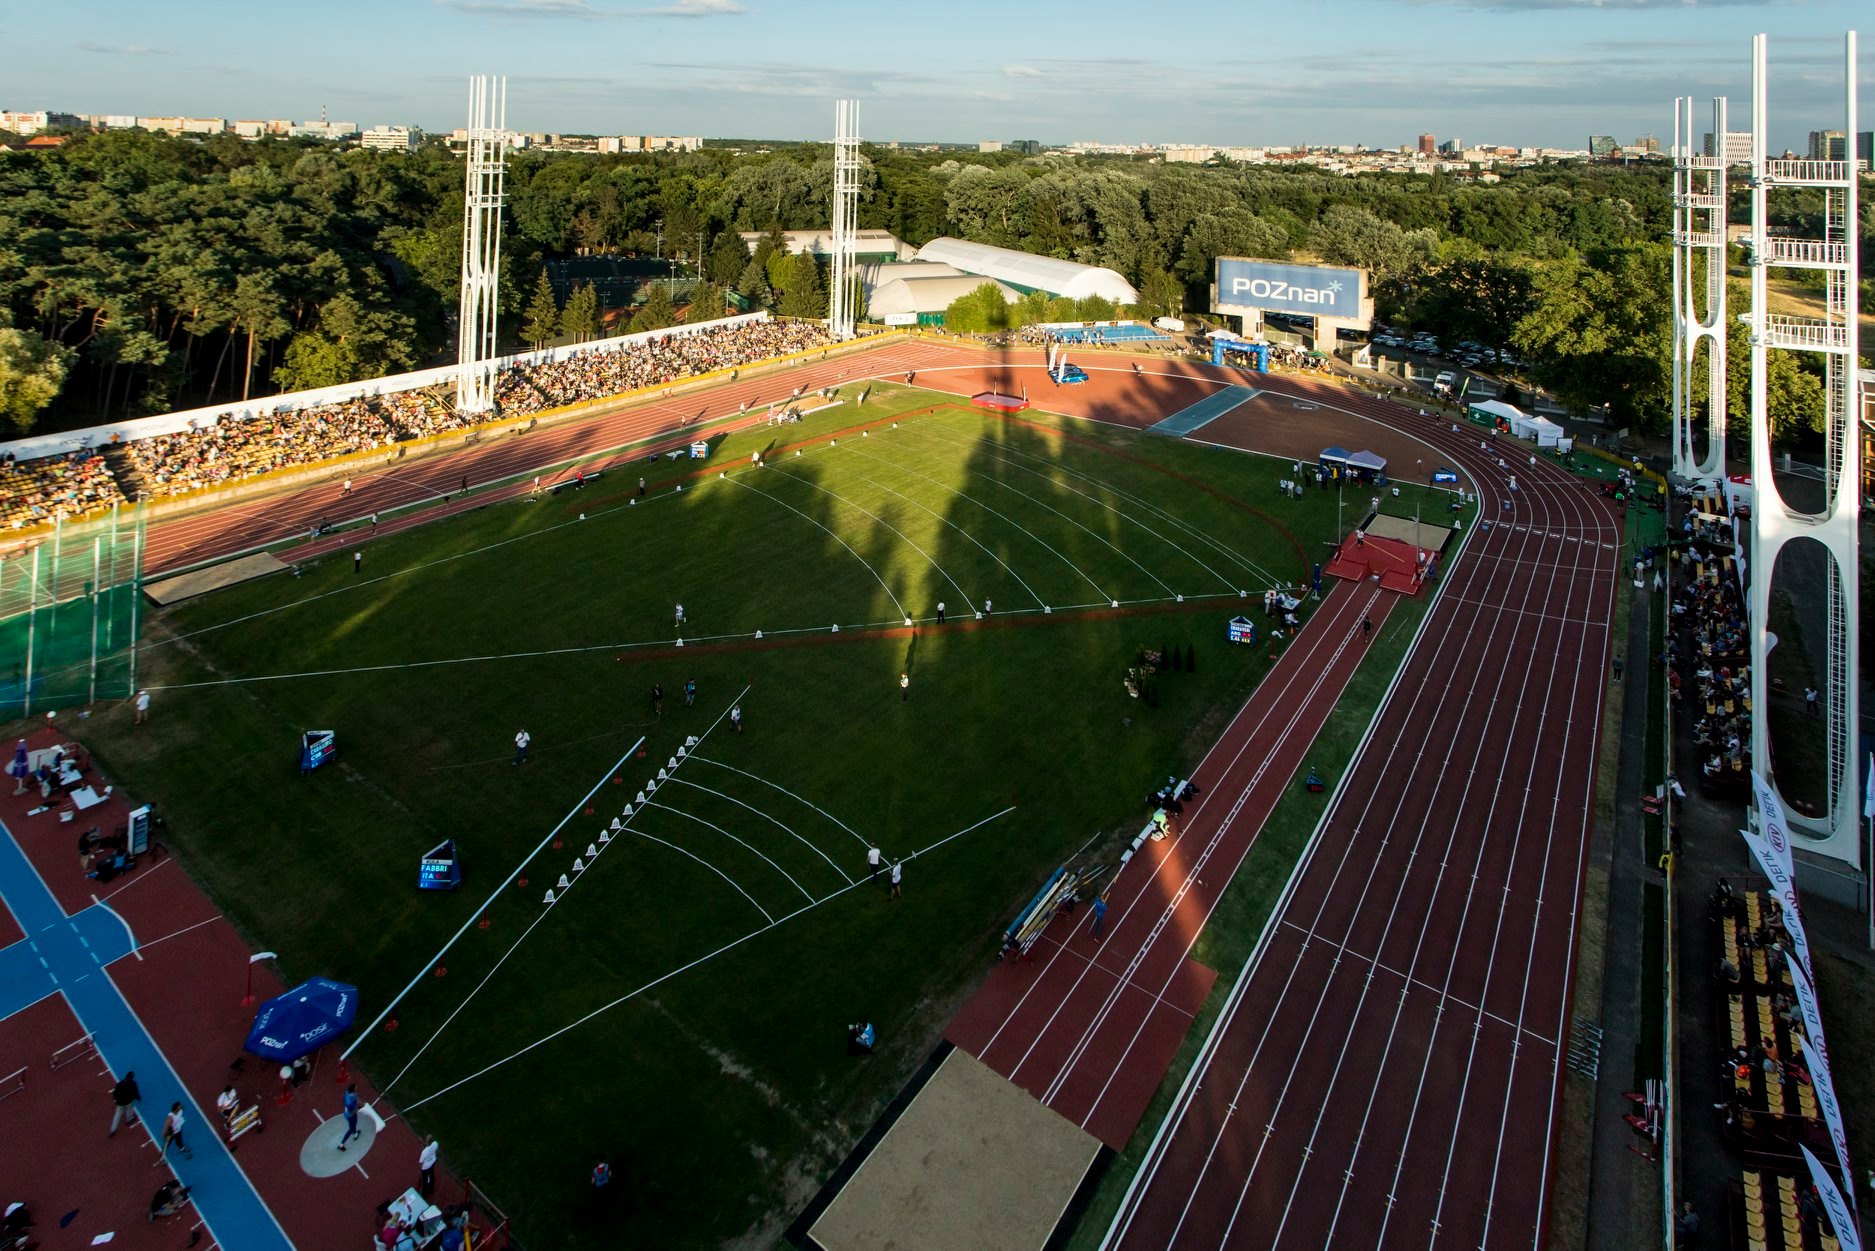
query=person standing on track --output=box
[651,683,664,718]
[109,1070,141,1135]
[133,689,151,725]
[513,729,531,765]
[889,860,902,900]
[1362,616,1372,637]
[899,672,909,702]
[419,1137,439,1198]
[342,478,352,497]
[684,679,696,708]
[1092,894,1108,936]
[935,601,946,624]
[160,1102,192,1160]
[867,845,882,885]
[337,1083,361,1150]
[354,551,362,574]
[675,602,685,628]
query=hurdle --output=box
[50,1032,98,1071]
[0,1065,24,1101]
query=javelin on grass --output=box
[342,732,647,1061]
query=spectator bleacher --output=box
[0,449,127,530]
[1,319,836,522]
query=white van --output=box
[1433,371,1457,396]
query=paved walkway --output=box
[0,819,294,1250]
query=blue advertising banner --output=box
[1215,259,1364,319]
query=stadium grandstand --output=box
[0,317,833,524]
[911,237,1140,305]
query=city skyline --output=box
[2,0,1866,151]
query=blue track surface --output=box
[1148,386,1262,437]
[0,822,295,1250]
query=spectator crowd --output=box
[1665,492,1752,794]
[0,319,833,520]
[1,449,127,530]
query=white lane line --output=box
[661,777,855,885]
[718,472,909,619]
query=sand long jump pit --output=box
[797,1047,1104,1251]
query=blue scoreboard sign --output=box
[419,839,462,891]
[1227,615,1257,645]
[1214,259,1364,320]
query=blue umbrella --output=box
[244,976,358,1062]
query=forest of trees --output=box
[1,128,1867,442]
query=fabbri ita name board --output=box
[1213,258,1365,320]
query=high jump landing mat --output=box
[791,1046,1105,1251]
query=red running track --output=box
[138,340,951,575]
[947,575,1394,1152]
[1104,385,1620,1250]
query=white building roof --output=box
[868,276,1019,319]
[912,237,1139,304]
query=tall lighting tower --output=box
[1670,95,1728,481]
[828,100,862,340]
[457,75,509,416]
[1743,32,1861,865]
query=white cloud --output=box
[436,0,744,17]
[1002,65,1044,78]
[75,42,176,56]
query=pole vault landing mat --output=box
[1322,529,1429,594]
[144,551,289,605]
[1146,384,1260,437]
[972,391,1031,413]
[790,1045,1106,1251]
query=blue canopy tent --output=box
[244,976,358,1062]
[1347,449,1389,484]
[1318,446,1352,470]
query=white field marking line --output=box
[102,914,222,963]
[975,586,1369,1067]
[1293,448,1595,1249]
[639,800,816,904]
[1100,440,1483,1250]
[391,805,1016,1118]
[346,732,650,1062]
[132,343,930,581]
[893,424,1177,597]
[1528,505,1621,1243]
[1477,466,1618,1247]
[932,414,1288,591]
[1036,585,1385,1110]
[1349,425,1604,1248]
[143,480,690,653]
[687,757,873,855]
[87,894,141,960]
[628,829,774,921]
[835,443,1048,609]
[1147,496,1544,1246]
[1437,593,1611,627]
[758,461,976,614]
[841,429,1110,602]
[96,855,174,903]
[918,420,1246,594]
[1252,456,1582,1248]
[1278,919,1557,1047]
[1028,931,1202,1020]
[1335,458,1594,1249]
[661,777,855,885]
[374,694,743,1091]
[368,468,451,506]
[718,473,909,619]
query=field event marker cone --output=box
[612,815,625,828]
[433,967,446,979]
[676,745,686,758]
[552,838,564,850]
[544,889,557,905]
[557,874,571,889]
[518,875,528,889]
[586,843,598,857]
[685,736,698,748]
[572,857,586,873]
[831,624,840,633]
[656,768,668,782]
[598,831,612,844]
[1176,594,1184,603]
[675,638,684,647]
[635,791,646,805]
[754,630,763,639]
[667,756,677,770]
[1111,600,1119,608]
[478,915,490,930]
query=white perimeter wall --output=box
[1,312,771,463]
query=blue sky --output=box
[4,0,1866,150]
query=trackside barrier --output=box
[462,1179,515,1250]
[50,1032,97,1070]
[1658,539,1678,1250]
[0,1066,23,1101]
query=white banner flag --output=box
[1791,962,1856,1209]
[1803,1145,1864,1250]
[1864,752,1873,821]
[1741,830,1810,977]
[1752,771,1795,879]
